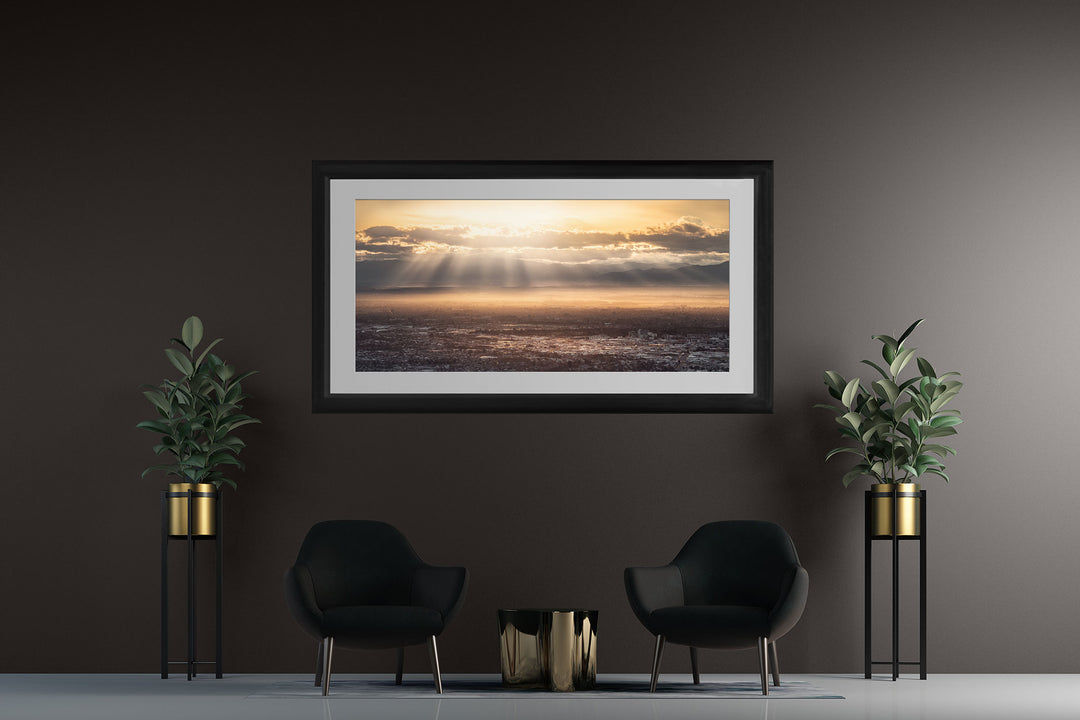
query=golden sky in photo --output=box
[355,199,728,237]
[353,199,731,289]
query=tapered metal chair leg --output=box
[649,635,666,692]
[689,646,700,684]
[769,640,780,686]
[757,636,769,696]
[427,636,443,694]
[321,636,334,697]
[396,647,405,685]
[314,639,324,687]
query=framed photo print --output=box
[313,160,772,412]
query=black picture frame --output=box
[313,160,772,413]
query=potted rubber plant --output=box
[816,319,961,537]
[137,316,260,536]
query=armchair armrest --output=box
[624,565,684,626]
[412,565,469,623]
[768,564,809,639]
[283,564,323,639]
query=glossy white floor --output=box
[2,674,1079,720]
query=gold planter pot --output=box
[869,483,921,538]
[498,609,597,691]
[167,482,217,537]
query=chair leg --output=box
[757,636,769,696]
[649,635,666,693]
[314,639,324,687]
[427,636,443,694]
[689,646,700,684]
[396,647,405,685]
[321,636,334,697]
[769,640,780,687]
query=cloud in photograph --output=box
[354,200,730,288]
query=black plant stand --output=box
[161,488,223,680]
[864,488,926,680]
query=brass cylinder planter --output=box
[870,483,921,538]
[498,609,597,691]
[167,482,217,537]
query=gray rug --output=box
[250,676,844,699]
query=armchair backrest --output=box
[672,521,801,609]
[295,520,422,609]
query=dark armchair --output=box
[284,520,468,695]
[624,521,808,694]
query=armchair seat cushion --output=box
[648,605,769,649]
[321,605,445,649]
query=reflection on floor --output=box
[2,673,1079,720]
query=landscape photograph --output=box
[354,199,731,373]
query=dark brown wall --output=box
[4,1,1080,673]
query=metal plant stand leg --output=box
[187,491,194,681]
[920,490,927,679]
[216,493,223,678]
[892,485,899,680]
[769,641,780,686]
[396,647,405,685]
[864,490,872,679]
[314,640,324,687]
[161,486,223,681]
[161,492,168,679]
[865,488,927,681]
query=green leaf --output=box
[897,319,924,345]
[870,461,886,477]
[220,417,261,433]
[825,447,863,462]
[872,378,900,404]
[892,400,916,420]
[842,467,869,487]
[925,468,950,482]
[136,419,171,434]
[837,412,862,431]
[909,417,922,440]
[195,337,224,370]
[889,347,917,377]
[227,369,257,385]
[923,443,956,457]
[181,316,204,350]
[823,374,844,400]
[874,334,899,364]
[892,445,910,464]
[860,359,890,379]
[861,423,884,443]
[929,415,962,428]
[163,348,194,377]
[841,378,861,409]
[142,389,171,415]
[916,356,937,379]
[923,426,958,439]
[930,390,960,413]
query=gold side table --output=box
[498,609,597,691]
